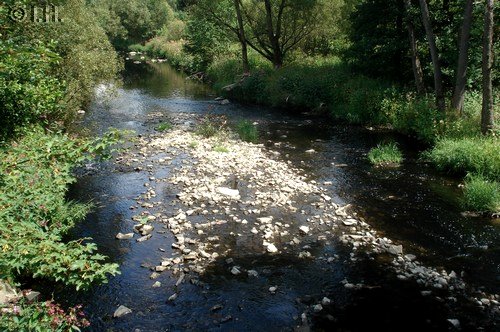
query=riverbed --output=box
[62,61,499,331]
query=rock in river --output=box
[116,232,134,240]
[113,305,132,318]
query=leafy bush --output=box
[367,142,403,166]
[0,300,90,332]
[0,128,123,290]
[0,40,64,141]
[236,120,258,143]
[463,175,500,212]
[426,137,500,182]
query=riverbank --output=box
[105,110,499,329]
[136,46,499,213]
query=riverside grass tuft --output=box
[236,120,259,143]
[463,175,500,212]
[367,142,403,166]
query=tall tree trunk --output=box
[404,0,425,94]
[234,0,249,74]
[481,0,495,134]
[264,0,284,68]
[451,0,474,113]
[419,0,446,112]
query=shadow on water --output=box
[54,61,499,330]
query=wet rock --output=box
[152,281,161,288]
[342,219,357,226]
[113,305,132,318]
[266,243,278,253]
[217,187,240,199]
[447,319,460,329]
[299,226,310,235]
[404,254,417,261]
[313,304,323,313]
[220,99,230,105]
[211,304,223,312]
[140,225,154,235]
[248,270,259,277]
[231,266,241,275]
[137,234,152,242]
[305,149,316,153]
[321,297,331,306]
[150,272,160,279]
[116,233,134,240]
[269,286,278,294]
[387,245,403,255]
[168,293,178,302]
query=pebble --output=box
[266,243,278,253]
[313,304,323,313]
[116,233,134,240]
[321,297,331,306]
[299,225,310,235]
[269,286,278,294]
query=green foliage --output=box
[0,128,124,290]
[236,120,258,143]
[462,175,500,212]
[143,38,196,71]
[367,142,403,166]
[155,121,173,132]
[426,137,500,182]
[0,300,90,332]
[0,40,64,141]
[195,114,228,138]
[212,145,229,153]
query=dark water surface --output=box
[61,61,498,331]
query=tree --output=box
[234,0,250,73]
[451,0,474,113]
[240,0,320,68]
[481,0,495,134]
[419,0,445,112]
[404,0,425,94]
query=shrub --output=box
[0,300,90,332]
[367,142,403,166]
[0,128,123,290]
[236,120,258,143]
[463,175,500,212]
[0,40,64,141]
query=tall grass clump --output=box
[367,142,403,166]
[463,175,500,212]
[426,137,500,181]
[236,120,258,142]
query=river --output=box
[61,61,499,331]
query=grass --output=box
[236,120,259,142]
[463,175,500,212]
[155,121,172,132]
[367,142,403,166]
[426,136,500,181]
[189,141,199,148]
[195,114,228,138]
[213,145,229,153]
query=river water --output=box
[62,61,499,331]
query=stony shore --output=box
[109,113,498,327]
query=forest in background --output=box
[0,0,498,330]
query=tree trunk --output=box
[234,0,249,74]
[404,0,425,94]
[481,0,495,134]
[419,0,446,112]
[451,0,474,113]
[264,0,284,68]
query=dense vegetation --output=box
[1,0,124,329]
[134,0,497,213]
[0,0,498,329]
